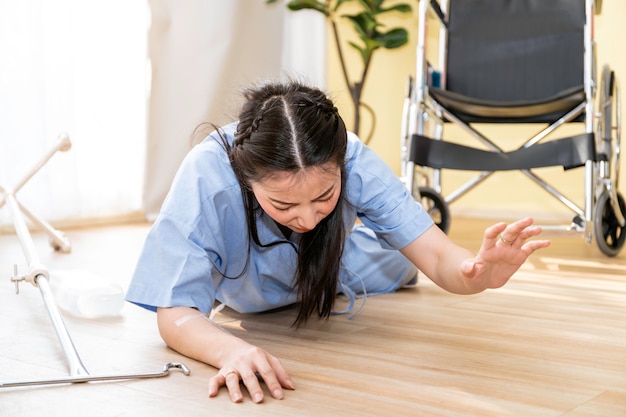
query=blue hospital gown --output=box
[125,122,434,315]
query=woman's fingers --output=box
[208,348,294,403]
[241,372,266,403]
[498,217,536,245]
[485,218,544,249]
[254,355,295,400]
[208,371,244,402]
[224,371,245,403]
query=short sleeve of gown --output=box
[344,132,434,250]
[125,130,248,314]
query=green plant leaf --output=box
[355,0,375,13]
[378,4,412,14]
[335,0,355,11]
[285,0,329,15]
[363,36,384,51]
[344,12,380,36]
[372,27,408,49]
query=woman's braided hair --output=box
[229,79,348,326]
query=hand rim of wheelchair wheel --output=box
[599,64,621,189]
[416,186,450,234]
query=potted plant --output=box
[267,0,412,144]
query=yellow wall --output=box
[327,1,625,223]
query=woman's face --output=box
[251,163,341,233]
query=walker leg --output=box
[0,133,72,252]
[17,201,71,253]
[36,274,90,376]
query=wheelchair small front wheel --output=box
[593,190,626,256]
[417,186,450,234]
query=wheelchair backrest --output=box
[446,0,586,102]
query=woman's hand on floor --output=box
[208,344,295,403]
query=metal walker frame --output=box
[0,134,189,388]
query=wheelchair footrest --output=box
[410,133,595,171]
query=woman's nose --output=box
[297,216,316,231]
[297,207,321,230]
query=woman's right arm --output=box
[156,306,294,403]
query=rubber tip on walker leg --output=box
[57,133,72,152]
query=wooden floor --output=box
[1,217,625,416]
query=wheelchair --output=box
[401,0,625,256]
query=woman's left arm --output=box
[400,217,551,294]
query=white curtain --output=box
[0,0,149,228]
[143,0,326,217]
[0,0,326,226]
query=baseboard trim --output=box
[0,211,149,235]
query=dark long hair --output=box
[228,80,348,326]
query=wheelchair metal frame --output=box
[402,0,624,256]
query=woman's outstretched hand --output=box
[459,217,551,289]
[208,344,295,403]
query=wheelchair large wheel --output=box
[593,190,626,257]
[417,186,450,234]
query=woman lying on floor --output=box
[125,79,550,404]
